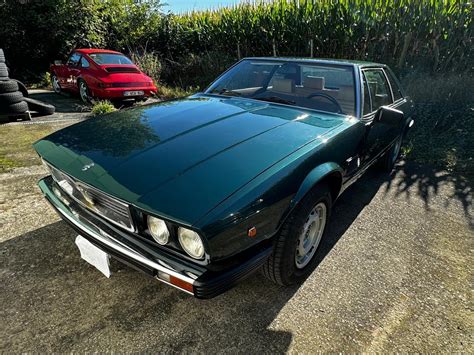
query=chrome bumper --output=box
[38,176,199,295]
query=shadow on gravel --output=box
[383,161,473,228]
[1,171,384,352]
[29,91,90,114]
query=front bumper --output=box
[38,176,271,299]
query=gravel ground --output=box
[0,92,472,352]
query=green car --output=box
[34,58,414,298]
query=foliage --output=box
[401,73,474,179]
[130,49,162,82]
[91,100,117,115]
[0,0,162,82]
[157,84,198,100]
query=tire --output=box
[11,79,28,97]
[0,80,18,93]
[23,97,55,115]
[0,100,28,114]
[0,49,5,63]
[0,91,24,105]
[0,63,8,78]
[262,185,332,285]
[51,74,61,94]
[377,135,403,173]
[78,80,91,103]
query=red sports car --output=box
[50,49,157,103]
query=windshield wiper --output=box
[254,96,295,105]
[211,88,242,97]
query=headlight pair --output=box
[147,216,204,259]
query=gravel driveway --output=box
[0,92,472,352]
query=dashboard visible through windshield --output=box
[206,60,356,116]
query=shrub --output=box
[91,100,117,115]
[130,49,162,82]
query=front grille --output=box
[47,163,134,231]
[81,185,130,219]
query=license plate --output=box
[75,235,111,278]
[123,90,144,97]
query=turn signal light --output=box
[247,226,257,237]
[157,271,194,294]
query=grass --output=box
[91,100,117,115]
[157,85,198,100]
[0,123,69,173]
[401,73,474,181]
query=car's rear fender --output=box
[277,162,343,229]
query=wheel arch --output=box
[277,162,343,229]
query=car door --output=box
[63,52,82,91]
[359,68,398,164]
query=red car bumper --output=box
[90,86,157,100]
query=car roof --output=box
[243,57,386,68]
[76,48,123,55]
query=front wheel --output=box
[378,135,402,172]
[78,80,91,104]
[262,185,332,285]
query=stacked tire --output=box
[0,49,29,117]
[0,48,55,119]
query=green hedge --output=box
[0,0,471,84]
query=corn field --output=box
[149,0,472,79]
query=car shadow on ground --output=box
[1,169,385,352]
[28,91,90,114]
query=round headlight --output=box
[178,227,204,259]
[147,216,170,245]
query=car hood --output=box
[34,95,344,224]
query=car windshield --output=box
[88,53,134,65]
[206,59,356,115]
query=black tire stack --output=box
[0,49,29,118]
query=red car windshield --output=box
[88,53,133,65]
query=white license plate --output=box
[123,90,144,97]
[75,235,111,278]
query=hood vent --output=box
[105,67,140,73]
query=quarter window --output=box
[385,69,403,101]
[80,56,90,68]
[67,52,81,67]
[363,69,393,112]
[362,73,372,115]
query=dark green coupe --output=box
[34,58,414,298]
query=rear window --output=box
[88,53,133,65]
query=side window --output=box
[385,69,403,101]
[67,53,81,67]
[363,69,393,111]
[80,56,90,68]
[362,73,372,115]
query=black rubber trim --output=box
[193,246,272,299]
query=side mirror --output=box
[54,60,63,65]
[375,106,404,126]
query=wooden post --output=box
[310,39,314,57]
[237,42,241,60]
[272,38,277,57]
